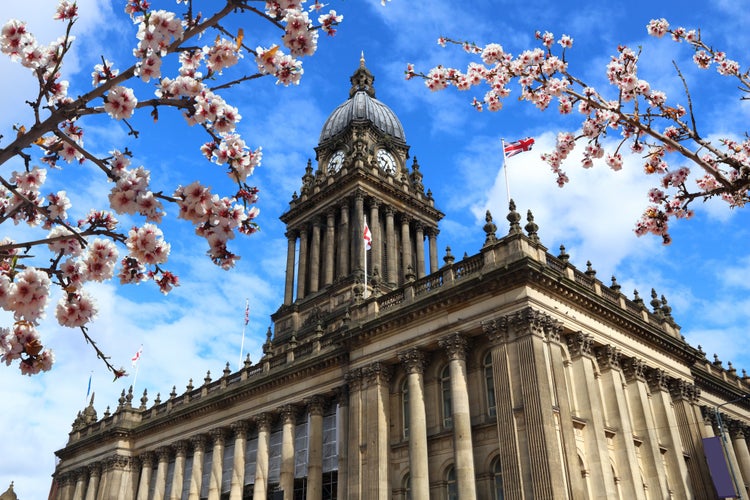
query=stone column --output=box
[730,423,750,497]
[84,464,100,500]
[369,200,381,280]
[438,333,476,499]
[669,380,713,498]
[595,346,643,500]
[296,226,308,300]
[718,416,747,500]
[284,231,296,305]
[338,200,350,277]
[414,222,425,278]
[566,332,618,499]
[336,387,350,500]
[229,421,249,500]
[385,207,397,285]
[345,370,363,498]
[153,447,171,500]
[280,405,298,500]
[110,456,136,500]
[400,215,412,279]
[309,217,322,293]
[72,468,87,500]
[399,349,429,499]
[188,435,207,500]
[58,472,75,500]
[647,369,690,499]
[253,413,272,500]
[136,452,155,500]
[354,190,365,273]
[323,208,336,286]
[208,428,227,500]
[170,441,189,500]
[427,228,439,274]
[363,363,391,500]
[306,397,326,500]
[623,359,669,496]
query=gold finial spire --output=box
[360,51,366,67]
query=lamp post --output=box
[716,394,750,499]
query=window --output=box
[446,466,458,500]
[402,473,411,500]
[484,352,496,417]
[322,471,338,500]
[492,457,504,500]
[402,378,410,439]
[440,365,453,429]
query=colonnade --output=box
[55,396,337,500]
[283,190,439,304]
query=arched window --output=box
[402,378,409,439]
[440,365,453,429]
[446,466,458,500]
[492,457,504,500]
[403,472,411,500]
[484,352,496,417]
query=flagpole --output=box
[239,298,249,370]
[132,362,140,394]
[501,138,511,205]
[85,370,92,405]
[131,344,142,393]
[363,216,368,299]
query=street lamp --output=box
[716,394,750,499]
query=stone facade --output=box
[51,61,750,500]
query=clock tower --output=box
[272,56,444,342]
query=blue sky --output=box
[2,0,749,497]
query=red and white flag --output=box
[131,346,143,367]
[363,223,372,250]
[503,137,535,158]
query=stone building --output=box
[51,59,750,500]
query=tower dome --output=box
[318,55,406,144]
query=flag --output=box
[86,373,92,399]
[503,137,535,158]
[363,222,372,250]
[131,345,143,367]
[244,299,250,326]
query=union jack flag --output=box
[503,137,535,158]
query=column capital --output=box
[367,198,380,210]
[231,420,250,438]
[285,230,298,240]
[305,395,327,416]
[190,434,208,452]
[156,446,172,462]
[173,440,190,457]
[384,205,395,216]
[87,463,102,478]
[669,378,698,402]
[595,345,621,372]
[622,357,648,382]
[210,427,229,445]
[334,385,349,407]
[399,213,412,225]
[73,467,88,482]
[646,367,670,392]
[345,368,363,391]
[105,454,133,471]
[438,333,469,362]
[426,227,440,237]
[253,412,273,431]
[363,362,391,384]
[483,308,562,344]
[728,420,748,440]
[565,331,594,358]
[399,348,426,375]
[353,188,366,201]
[139,451,156,468]
[279,404,299,425]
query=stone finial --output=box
[728,362,737,377]
[713,354,722,368]
[506,199,522,234]
[660,295,672,318]
[204,370,212,386]
[125,386,134,408]
[697,345,706,358]
[584,261,596,278]
[650,289,663,317]
[443,246,455,266]
[186,378,194,392]
[103,406,111,418]
[483,210,498,245]
[633,289,644,308]
[263,326,273,355]
[139,389,148,410]
[610,276,621,293]
[153,393,161,406]
[244,354,252,369]
[426,188,433,201]
[558,245,569,264]
[170,386,177,399]
[525,210,539,242]
[223,362,231,378]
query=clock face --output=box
[377,149,397,175]
[327,150,345,173]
